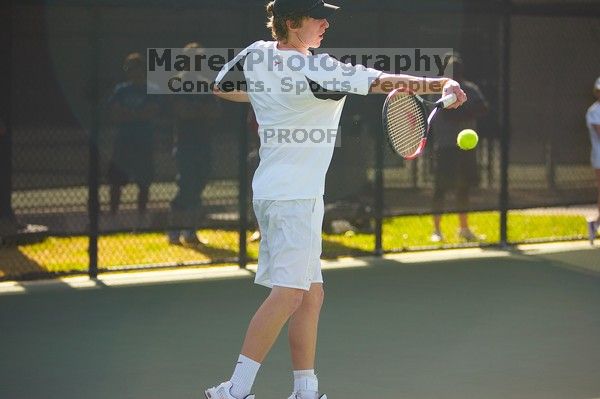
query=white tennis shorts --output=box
[252,197,324,291]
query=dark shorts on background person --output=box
[434,148,479,192]
[107,133,154,186]
[432,148,479,212]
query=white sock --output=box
[230,354,261,399]
[293,369,318,393]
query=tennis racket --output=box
[382,90,457,160]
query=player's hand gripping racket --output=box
[382,90,457,159]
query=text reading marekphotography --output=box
[147,47,455,95]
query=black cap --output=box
[273,0,340,19]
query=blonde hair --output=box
[183,41,205,57]
[123,52,144,72]
[266,1,306,42]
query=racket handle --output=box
[437,93,457,108]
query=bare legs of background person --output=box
[457,213,480,240]
[109,184,121,215]
[108,184,150,230]
[109,184,149,214]
[431,214,444,242]
[137,185,149,214]
[454,187,480,240]
[431,187,446,242]
[431,187,478,242]
[432,213,481,242]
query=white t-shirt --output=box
[216,41,382,200]
[586,101,600,169]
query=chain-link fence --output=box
[1,0,599,281]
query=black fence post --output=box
[373,12,385,257]
[499,0,512,247]
[374,124,384,256]
[88,6,100,278]
[0,1,13,223]
[238,106,248,269]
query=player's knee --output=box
[304,284,324,310]
[288,290,306,314]
[271,287,305,315]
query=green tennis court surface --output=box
[1,247,599,399]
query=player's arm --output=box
[212,87,250,103]
[369,74,466,109]
[213,47,254,103]
[594,124,600,139]
[369,74,449,94]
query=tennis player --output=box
[205,1,466,398]
[587,77,600,234]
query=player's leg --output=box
[206,287,305,399]
[241,286,305,362]
[287,197,325,399]
[288,283,324,397]
[207,199,318,399]
[288,283,324,369]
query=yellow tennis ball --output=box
[457,129,479,150]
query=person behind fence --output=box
[0,112,48,244]
[586,76,600,235]
[107,52,161,218]
[167,42,220,246]
[0,118,23,239]
[430,53,488,242]
[204,1,466,399]
[0,116,12,232]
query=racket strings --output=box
[386,95,426,157]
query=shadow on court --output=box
[1,249,599,399]
[0,245,63,282]
[322,237,373,258]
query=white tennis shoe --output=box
[287,392,327,399]
[204,381,255,399]
[430,231,443,242]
